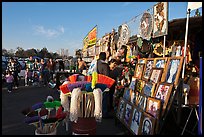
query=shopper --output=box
[5,71,14,93]
[25,56,34,86]
[96,52,111,118]
[77,57,86,74]
[47,58,56,80]
[58,60,64,71]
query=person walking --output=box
[25,56,34,86]
[39,58,49,86]
[47,58,56,80]
[5,71,14,93]
[6,57,19,89]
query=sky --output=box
[2,2,202,56]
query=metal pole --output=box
[163,35,166,57]
[181,9,191,79]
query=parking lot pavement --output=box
[2,85,126,135]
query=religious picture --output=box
[142,58,154,81]
[117,98,126,120]
[149,68,163,84]
[153,2,168,38]
[140,12,153,40]
[146,97,161,118]
[130,107,142,135]
[140,112,156,135]
[124,103,133,126]
[134,64,145,79]
[142,82,156,97]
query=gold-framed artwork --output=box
[153,2,168,38]
[149,68,163,84]
[135,93,147,111]
[138,58,147,64]
[142,82,156,97]
[139,112,156,135]
[130,106,143,135]
[142,58,155,81]
[153,57,168,69]
[162,56,184,87]
[129,77,137,91]
[134,63,145,79]
[146,97,161,119]
[123,102,133,127]
[135,79,146,93]
[153,82,173,116]
[123,88,131,102]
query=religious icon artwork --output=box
[139,112,156,135]
[142,58,155,81]
[135,80,146,93]
[162,56,184,87]
[134,64,145,79]
[119,24,130,45]
[154,82,173,116]
[136,93,147,111]
[117,98,126,120]
[153,57,168,69]
[124,102,133,127]
[146,97,161,119]
[123,88,131,101]
[130,107,142,135]
[140,12,153,40]
[129,77,137,91]
[153,2,168,38]
[149,68,163,84]
[142,82,156,97]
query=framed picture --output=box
[154,82,173,116]
[146,97,161,119]
[139,112,156,135]
[135,79,146,93]
[162,56,184,87]
[142,82,156,97]
[136,93,147,111]
[138,58,146,64]
[130,107,142,135]
[153,57,168,69]
[134,63,145,79]
[123,88,131,101]
[153,2,168,38]
[142,58,155,81]
[149,68,163,84]
[129,77,137,91]
[124,102,133,127]
[117,98,126,120]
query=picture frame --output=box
[117,98,126,121]
[142,58,155,81]
[123,88,131,101]
[162,56,184,87]
[154,82,173,116]
[142,82,156,97]
[130,106,143,135]
[139,112,156,135]
[149,68,163,84]
[146,97,161,119]
[124,102,133,127]
[134,63,145,79]
[153,57,168,69]
[129,77,137,91]
[136,93,147,111]
[135,79,146,94]
[153,2,168,38]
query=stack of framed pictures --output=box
[116,56,184,135]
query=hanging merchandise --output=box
[153,42,172,56]
[140,12,153,40]
[137,37,143,49]
[119,24,131,46]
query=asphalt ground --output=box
[2,79,199,135]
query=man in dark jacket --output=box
[96,52,111,118]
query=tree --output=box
[39,47,49,58]
[15,47,25,58]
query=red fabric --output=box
[68,74,78,82]
[59,84,70,94]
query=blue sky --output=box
[2,2,202,56]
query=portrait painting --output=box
[117,98,126,120]
[129,77,137,91]
[142,82,156,97]
[130,107,142,135]
[134,63,145,79]
[154,82,173,116]
[162,57,184,87]
[123,88,131,101]
[153,2,168,38]
[140,12,153,40]
[142,58,155,81]
[146,97,161,119]
[136,94,147,111]
[140,112,156,135]
[124,103,133,126]
[149,68,163,84]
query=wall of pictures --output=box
[116,56,184,135]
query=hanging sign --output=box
[119,24,130,45]
[140,12,153,40]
